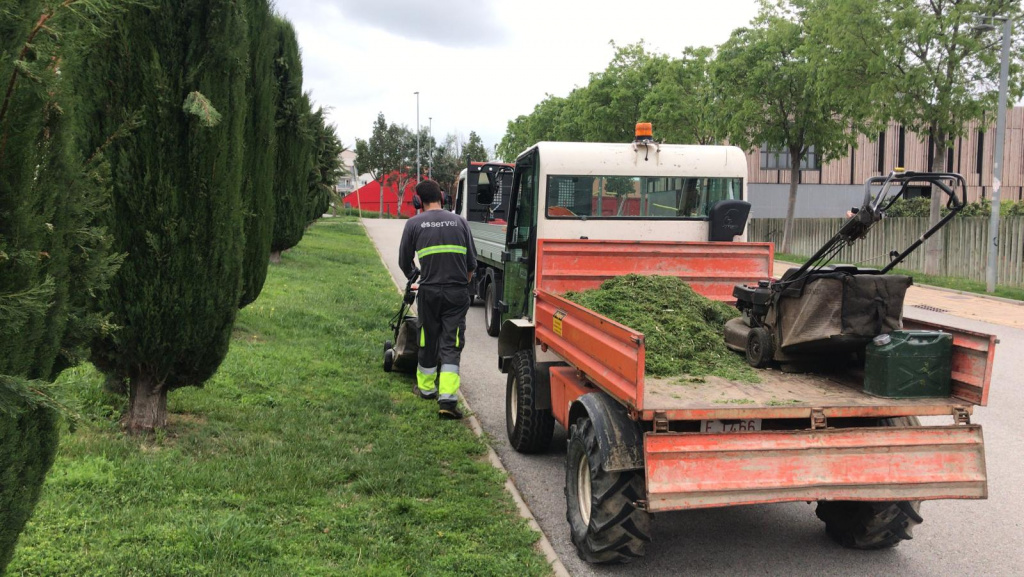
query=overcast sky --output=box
[273,0,762,154]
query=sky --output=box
[273,0,763,154]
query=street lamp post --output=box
[414,91,421,187]
[979,17,1012,293]
[428,117,433,180]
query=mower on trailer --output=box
[726,169,966,368]
[383,271,420,374]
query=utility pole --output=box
[414,91,421,187]
[428,117,433,180]
[977,17,1011,293]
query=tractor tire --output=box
[746,327,774,368]
[565,416,651,563]
[505,350,554,453]
[383,348,395,373]
[484,280,501,337]
[815,417,923,550]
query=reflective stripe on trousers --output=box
[416,364,438,395]
[438,363,460,402]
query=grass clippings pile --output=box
[564,274,759,383]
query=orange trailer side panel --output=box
[535,239,774,302]
[903,318,996,406]
[644,425,987,512]
[549,366,593,428]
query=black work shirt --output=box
[399,210,477,286]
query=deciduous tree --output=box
[800,0,1024,273]
[463,130,489,162]
[641,47,722,145]
[715,5,867,253]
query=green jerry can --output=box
[863,330,953,398]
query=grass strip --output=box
[775,253,1024,302]
[564,275,758,382]
[9,218,550,576]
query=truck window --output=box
[545,175,743,219]
[455,178,465,214]
[510,167,536,244]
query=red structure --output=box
[343,173,418,217]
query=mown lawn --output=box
[775,252,1024,301]
[8,218,550,576]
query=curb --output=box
[460,395,572,577]
[363,220,571,577]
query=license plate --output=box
[701,419,762,433]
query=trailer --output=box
[494,129,996,563]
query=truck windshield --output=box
[545,175,743,219]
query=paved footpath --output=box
[363,218,1024,577]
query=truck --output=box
[491,127,995,563]
[452,161,514,336]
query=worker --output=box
[399,179,477,420]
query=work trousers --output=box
[416,284,470,402]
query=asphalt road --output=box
[362,218,1024,577]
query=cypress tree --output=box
[84,0,249,432]
[269,18,314,263]
[306,107,345,226]
[1,1,120,568]
[238,0,278,308]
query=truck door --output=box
[502,150,538,322]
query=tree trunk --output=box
[924,128,944,275]
[269,250,282,264]
[781,156,800,255]
[126,374,167,434]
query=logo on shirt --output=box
[421,221,458,228]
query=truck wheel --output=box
[505,350,554,453]
[815,417,923,549]
[746,327,774,368]
[484,280,501,337]
[565,416,651,563]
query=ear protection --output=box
[412,189,445,211]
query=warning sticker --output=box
[553,309,567,337]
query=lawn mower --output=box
[726,169,966,368]
[383,270,420,373]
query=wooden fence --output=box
[747,217,1024,287]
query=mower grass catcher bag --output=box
[771,272,912,353]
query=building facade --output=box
[747,107,1024,218]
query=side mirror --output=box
[707,200,751,242]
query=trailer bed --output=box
[468,221,504,268]
[643,370,972,421]
[532,239,995,422]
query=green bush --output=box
[883,197,1024,218]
